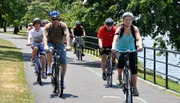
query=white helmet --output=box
[122,12,134,20]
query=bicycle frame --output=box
[118,51,135,103]
[34,45,43,85]
[50,47,64,97]
[75,37,83,61]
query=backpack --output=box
[119,24,137,50]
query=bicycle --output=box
[49,47,64,97]
[27,44,44,85]
[75,36,83,61]
[103,48,113,87]
[118,51,136,103]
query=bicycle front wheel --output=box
[125,69,133,103]
[36,59,42,85]
[57,66,64,97]
[106,60,113,87]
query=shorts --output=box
[117,52,137,74]
[48,42,67,64]
[100,46,111,55]
[32,43,45,55]
[73,37,84,46]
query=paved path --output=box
[0,32,180,103]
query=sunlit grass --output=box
[0,38,35,103]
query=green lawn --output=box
[0,38,35,103]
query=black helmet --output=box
[75,21,81,26]
[33,18,41,25]
[105,17,114,26]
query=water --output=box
[138,36,180,83]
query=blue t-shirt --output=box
[116,32,136,51]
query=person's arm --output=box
[82,26,86,37]
[43,26,49,48]
[97,27,103,48]
[112,27,121,50]
[134,26,143,51]
[63,24,71,47]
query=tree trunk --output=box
[14,26,19,34]
[20,26,22,30]
[3,22,7,32]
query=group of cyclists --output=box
[27,10,143,97]
[98,12,143,96]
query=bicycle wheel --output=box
[37,59,42,85]
[125,69,133,103]
[51,63,56,93]
[107,60,112,87]
[57,66,64,97]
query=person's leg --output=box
[46,43,54,75]
[40,45,47,79]
[130,52,139,96]
[58,44,67,88]
[73,38,77,54]
[116,53,125,85]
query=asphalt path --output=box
[0,31,180,103]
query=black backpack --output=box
[119,24,137,50]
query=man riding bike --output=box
[72,21,86,56]
[97,17,116,81]
[27,18,47,79]
[43,10,71,88]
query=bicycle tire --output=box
[57,66,64,97]
[37,59,42,85]
[106,59,113,87]
[125,69,133,103]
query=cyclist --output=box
[42,19,49,27]
[97,17,116,81]
[27,23,33,36]
[111,12,143,96]
[27,18,47,79]
[43,10,71,88]
[72,21,86,56]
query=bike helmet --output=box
[49,10,60,18]
[105,18,114,26]
[42,19,49,24]
[122,12,134,20]
[33,18,41,25]
[75,21,81,26]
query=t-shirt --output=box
[28,27,44,43]
[43,22,68,44]
[97,25,116,47]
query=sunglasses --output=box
[51,18,59,21]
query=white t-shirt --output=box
[28,27,44,43]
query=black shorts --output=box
[117,52,137,74]
[100,47,111,55]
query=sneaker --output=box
[63,82,66,89]
[133,87,139,96]
[31,58,35,66]
[102,72,107,81]
[42,72,47,79]
[47,67,52,75]
[116,75,122,85]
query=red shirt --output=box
[97,25,116,47]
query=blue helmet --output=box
[105,17,114,26]
[49,10,60,17]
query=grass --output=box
[5,27,27,36]
[85,49,180,96]
[0,38,35,103]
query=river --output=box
[138,36,180,82]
